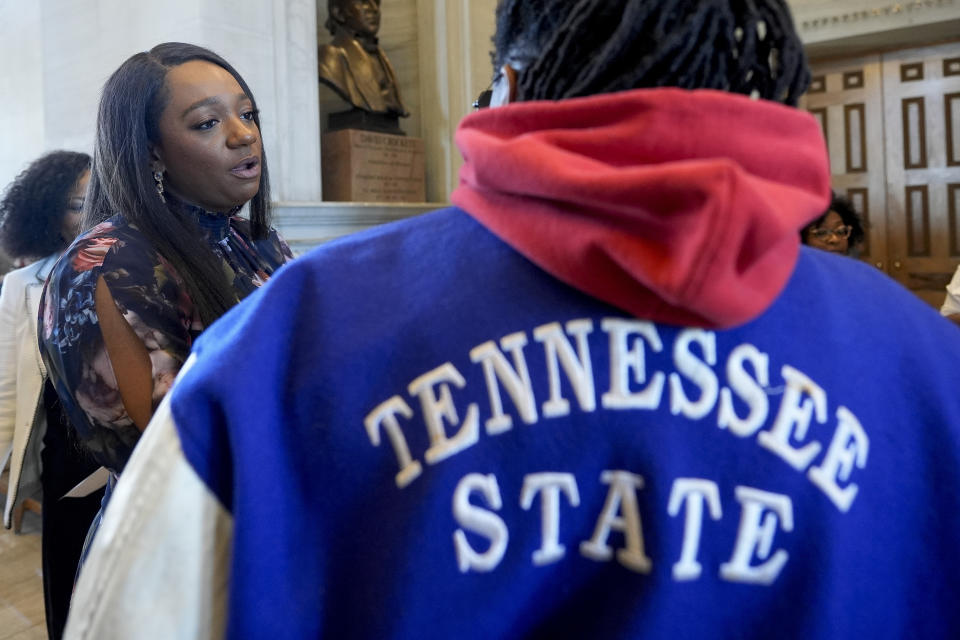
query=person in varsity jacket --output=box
[64,1,960,638]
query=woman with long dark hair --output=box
[38,43,292,522]
[0,150,98,640]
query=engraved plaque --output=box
[321,129,426,203]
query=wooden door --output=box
[803,56,889,274]
[881,42,960,308]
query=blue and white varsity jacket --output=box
[65,208,960,640]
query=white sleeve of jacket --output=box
[63,389,233,640]
[0,270,21,469]
[942,265,960,317]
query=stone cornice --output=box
[797,0,956,31]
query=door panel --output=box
[802,55,888,272]
[882,42,960,308]
[808,41,960,310]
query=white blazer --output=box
[0,254,56,528]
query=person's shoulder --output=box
[317,42,348,80]
[189,207,483,352]
[318,41,346,60]
[1,256,52,290]
[798,248,921,301]
[52,214,168,293]
[53,217,121,281]
[289,206,485,272]
[792,247,959,339]
[322,206,477,248]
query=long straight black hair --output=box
[83,42,272,326]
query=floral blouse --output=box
[39,209,293,473]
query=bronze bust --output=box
[319,0,409,131]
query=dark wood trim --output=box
[906,185,931,257]
[809,75,827,93]
[904,271,957,290]
[902,97,928,170]
[900,62,924,82]
[842,70,864,90]
[843,103,867,173]
[947,92,960,168]
[847,187,870,257]
[949,183,960,257]
[945,57,960,77]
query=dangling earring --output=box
[153,170,166,203]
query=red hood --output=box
[451,88,830,329]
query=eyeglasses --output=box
[472,89,493,110]
[809,225,851,241]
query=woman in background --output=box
[801,191,865,256]
[0,150,100,640]
[38,43,293,555]
[940,265,960,326]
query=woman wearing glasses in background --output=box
[801,192,865,256]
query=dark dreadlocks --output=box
[492,0,809,106]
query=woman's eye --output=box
[240,110,257,121]
[194,119,218,130]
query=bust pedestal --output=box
[321,128,426,203]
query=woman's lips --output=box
[230,157,260,180]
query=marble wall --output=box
[0,0,320,203]
[0,3,46,192]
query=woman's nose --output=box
[227,118,257,148]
